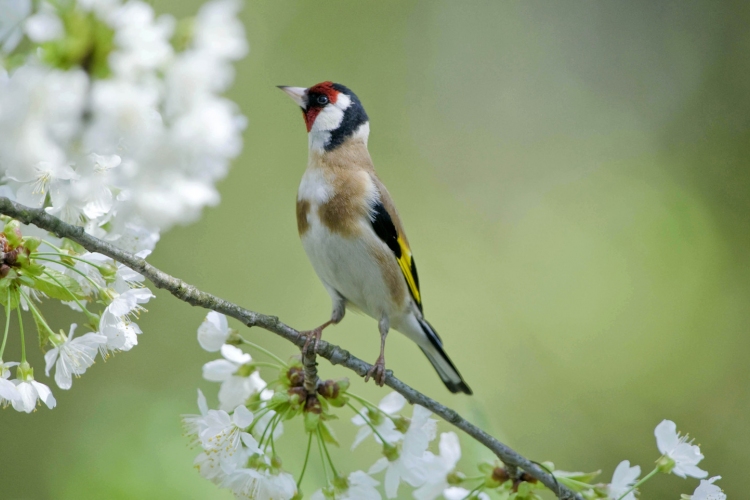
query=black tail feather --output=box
[417,319,472,395]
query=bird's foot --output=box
[301,327,323,355]
[365,355,387,386]
[301,320,333,355]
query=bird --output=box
[278,82,472,395]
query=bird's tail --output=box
[417,318,472,395]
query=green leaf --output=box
[31,305,52,348]
[320,421,340,447]
[23,237,41,253]
[17,274,35,287]
[61,237,85,255]
[32,269,85,301]
[553,469,601,484]
[0,286,20,311]
[3,219,22,246]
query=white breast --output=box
[297,168,409,321]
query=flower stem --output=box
[32,252,108,272]
[268,412,283,455]
[33,256,107,295]
[348,392,400,424]
[16,302,26,363]
[240,337,287,366]
[0,288,11,359]
[41,269,98,323]
[20,289,55,341]
[318,428,339,478]
[247,407,272,434]
[617,467,659,500]
[346,400,390,445]
[557,477,596,491]
[34,240,65,253]
[251,361,284,370]
[297,431,314,488]
[258,412,279,449]
[461,482,485,500]
[316,428,330,483]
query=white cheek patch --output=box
[350,121,370,147]
[311,105,344,133]
[310,93,352,133]
[308,92,359,151]
[334,93,352,111]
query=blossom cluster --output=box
[0,219,153,412]
[0,0,247,251]
[0,0,246,413]
[189,311,470,500]
[188,313,727,500]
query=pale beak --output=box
[277,86,308,108]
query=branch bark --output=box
[0,197,581,500]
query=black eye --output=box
[316,95,329,105]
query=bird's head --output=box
[278,82,369,152]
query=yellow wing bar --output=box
[396,235,421,307]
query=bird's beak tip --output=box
[278,85,308,108]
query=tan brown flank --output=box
[370,244,406,307]
[296,198,310,236]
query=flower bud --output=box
[286,366,304,387]
[519,472,537,484]
[226,328,242,346]
[515,480,533,497]
[304,411,320,432]
[48,331,66,347]
[367,407,384,426]
[22,237,41,253]
[271,390,291,406]
[332,474,349,490]
[17,361,33,380]
[491,466,511,484]
[394,416,410,433]
[304,394,322,414]
[317,378,349,407]
[3,220,22,247]
[287,387,304,409]
[382,442,400,462]
[99,263,117,278]
[447,472,464,485]
[656,455,676,474]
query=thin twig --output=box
[302,348,319,395]
[0,197,582,500]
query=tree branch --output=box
[0,197,581,500]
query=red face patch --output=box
[303,81,339,132]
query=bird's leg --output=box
[301,293,346,354]
[365,316,389,386]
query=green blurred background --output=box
[3,1,749,498]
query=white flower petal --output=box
[220,344,250,364]
[12,380,38,413]
[0,378,20,402]
[202,359,238,382]
[196,388,208,415]
[378,391,406,414]
[31,380,56,408]
[438,432,461,466]
[232,404,253,429]
[197,311,229,352]
[654,420,679,455]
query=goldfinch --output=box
[279,82,472,395]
